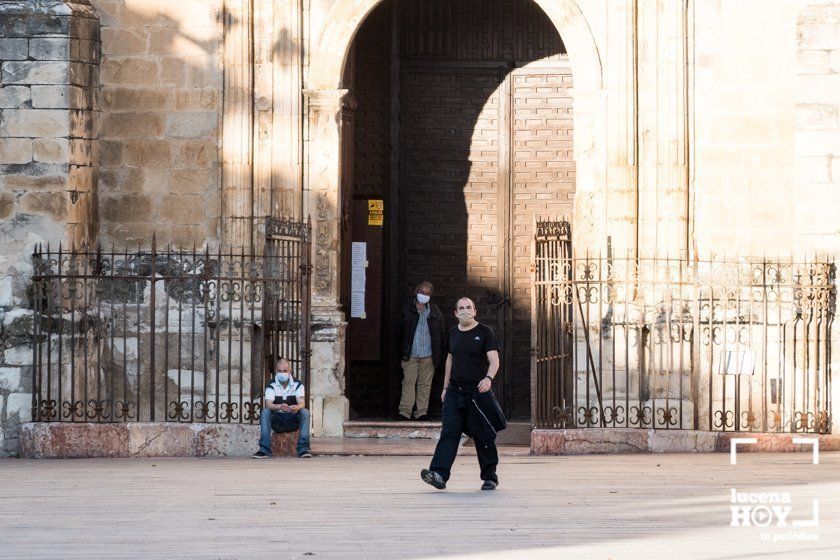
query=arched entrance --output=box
[340,0,578,420]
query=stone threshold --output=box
[531,428,840,455]
[313,437,530,457]
[19,422,298,459]
[343,420,442,440]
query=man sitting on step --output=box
[252,358,311,459]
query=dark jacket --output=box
[399,299,446,367]
[448,382,507,446]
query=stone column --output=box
[302,88,348,437]
[570,88,608,254]
[249,0,306,244]
[603,0,639,256]
[0,0,100,457]
[221,0,254,249]
[636,0,690,256]
[270,0,304,218]
[252,0,273,240]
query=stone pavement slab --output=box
[0,452,838,559]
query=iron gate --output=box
[30,217,311,423]
[532,220,835,433]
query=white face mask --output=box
[276,372,290,383]
[417,293,431,305]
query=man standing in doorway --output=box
[421,296,504,491]
[395,280,445,421]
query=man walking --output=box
[421,297,504,491]
[395,280,445,421]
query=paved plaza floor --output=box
[1,451,839,559]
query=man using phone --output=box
[252,358,311,459]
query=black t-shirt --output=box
[448,323,499,385]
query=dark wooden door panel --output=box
[400,66,502,314]
[398,64,575,420]
[400,66,505,414]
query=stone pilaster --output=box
[221,0,254,249]
[302,87,348,436]
[603,0,639,256]
[636,0,690,257]
[252,0,273,243]
[250,0,305,241]
[271,0,304,218]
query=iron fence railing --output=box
[30,219,311,424]
[533,231,835,434]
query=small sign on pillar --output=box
[368,199,384,226]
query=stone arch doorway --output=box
[339,0,578,421]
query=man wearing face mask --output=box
[395,280,445,421]
[421,296,504,491]
[252,358,311,458]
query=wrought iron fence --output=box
[30,218,311,424]
[533,222,835,433]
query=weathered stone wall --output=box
[793,2,840,253]
[793,1,840,433]
[693,0,798,255]
[693,0,840,257]
[91,0,222,247]
[1,0,101,457]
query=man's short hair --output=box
[415,280,434,293]
[455,296,476,310]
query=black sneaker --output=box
[481,480,498,491]
[298,451,312,458]
[393,413,410,421]
[415,415,430,421]
[251,451,271,459]
[421,468,446,490]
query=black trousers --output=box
[429,386,499,483]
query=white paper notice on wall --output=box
[351,242,366,318]
[351,292,366,319]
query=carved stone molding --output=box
[303,88,350,110]
[313,190,332,294]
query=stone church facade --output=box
[0,0,838,456]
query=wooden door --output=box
[398,63,574,419]
[399,64,506,414]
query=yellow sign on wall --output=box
[368,199,384,226]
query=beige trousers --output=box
[398,356,435,418]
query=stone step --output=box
[342,419,533,445]
[343,420,441,439]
